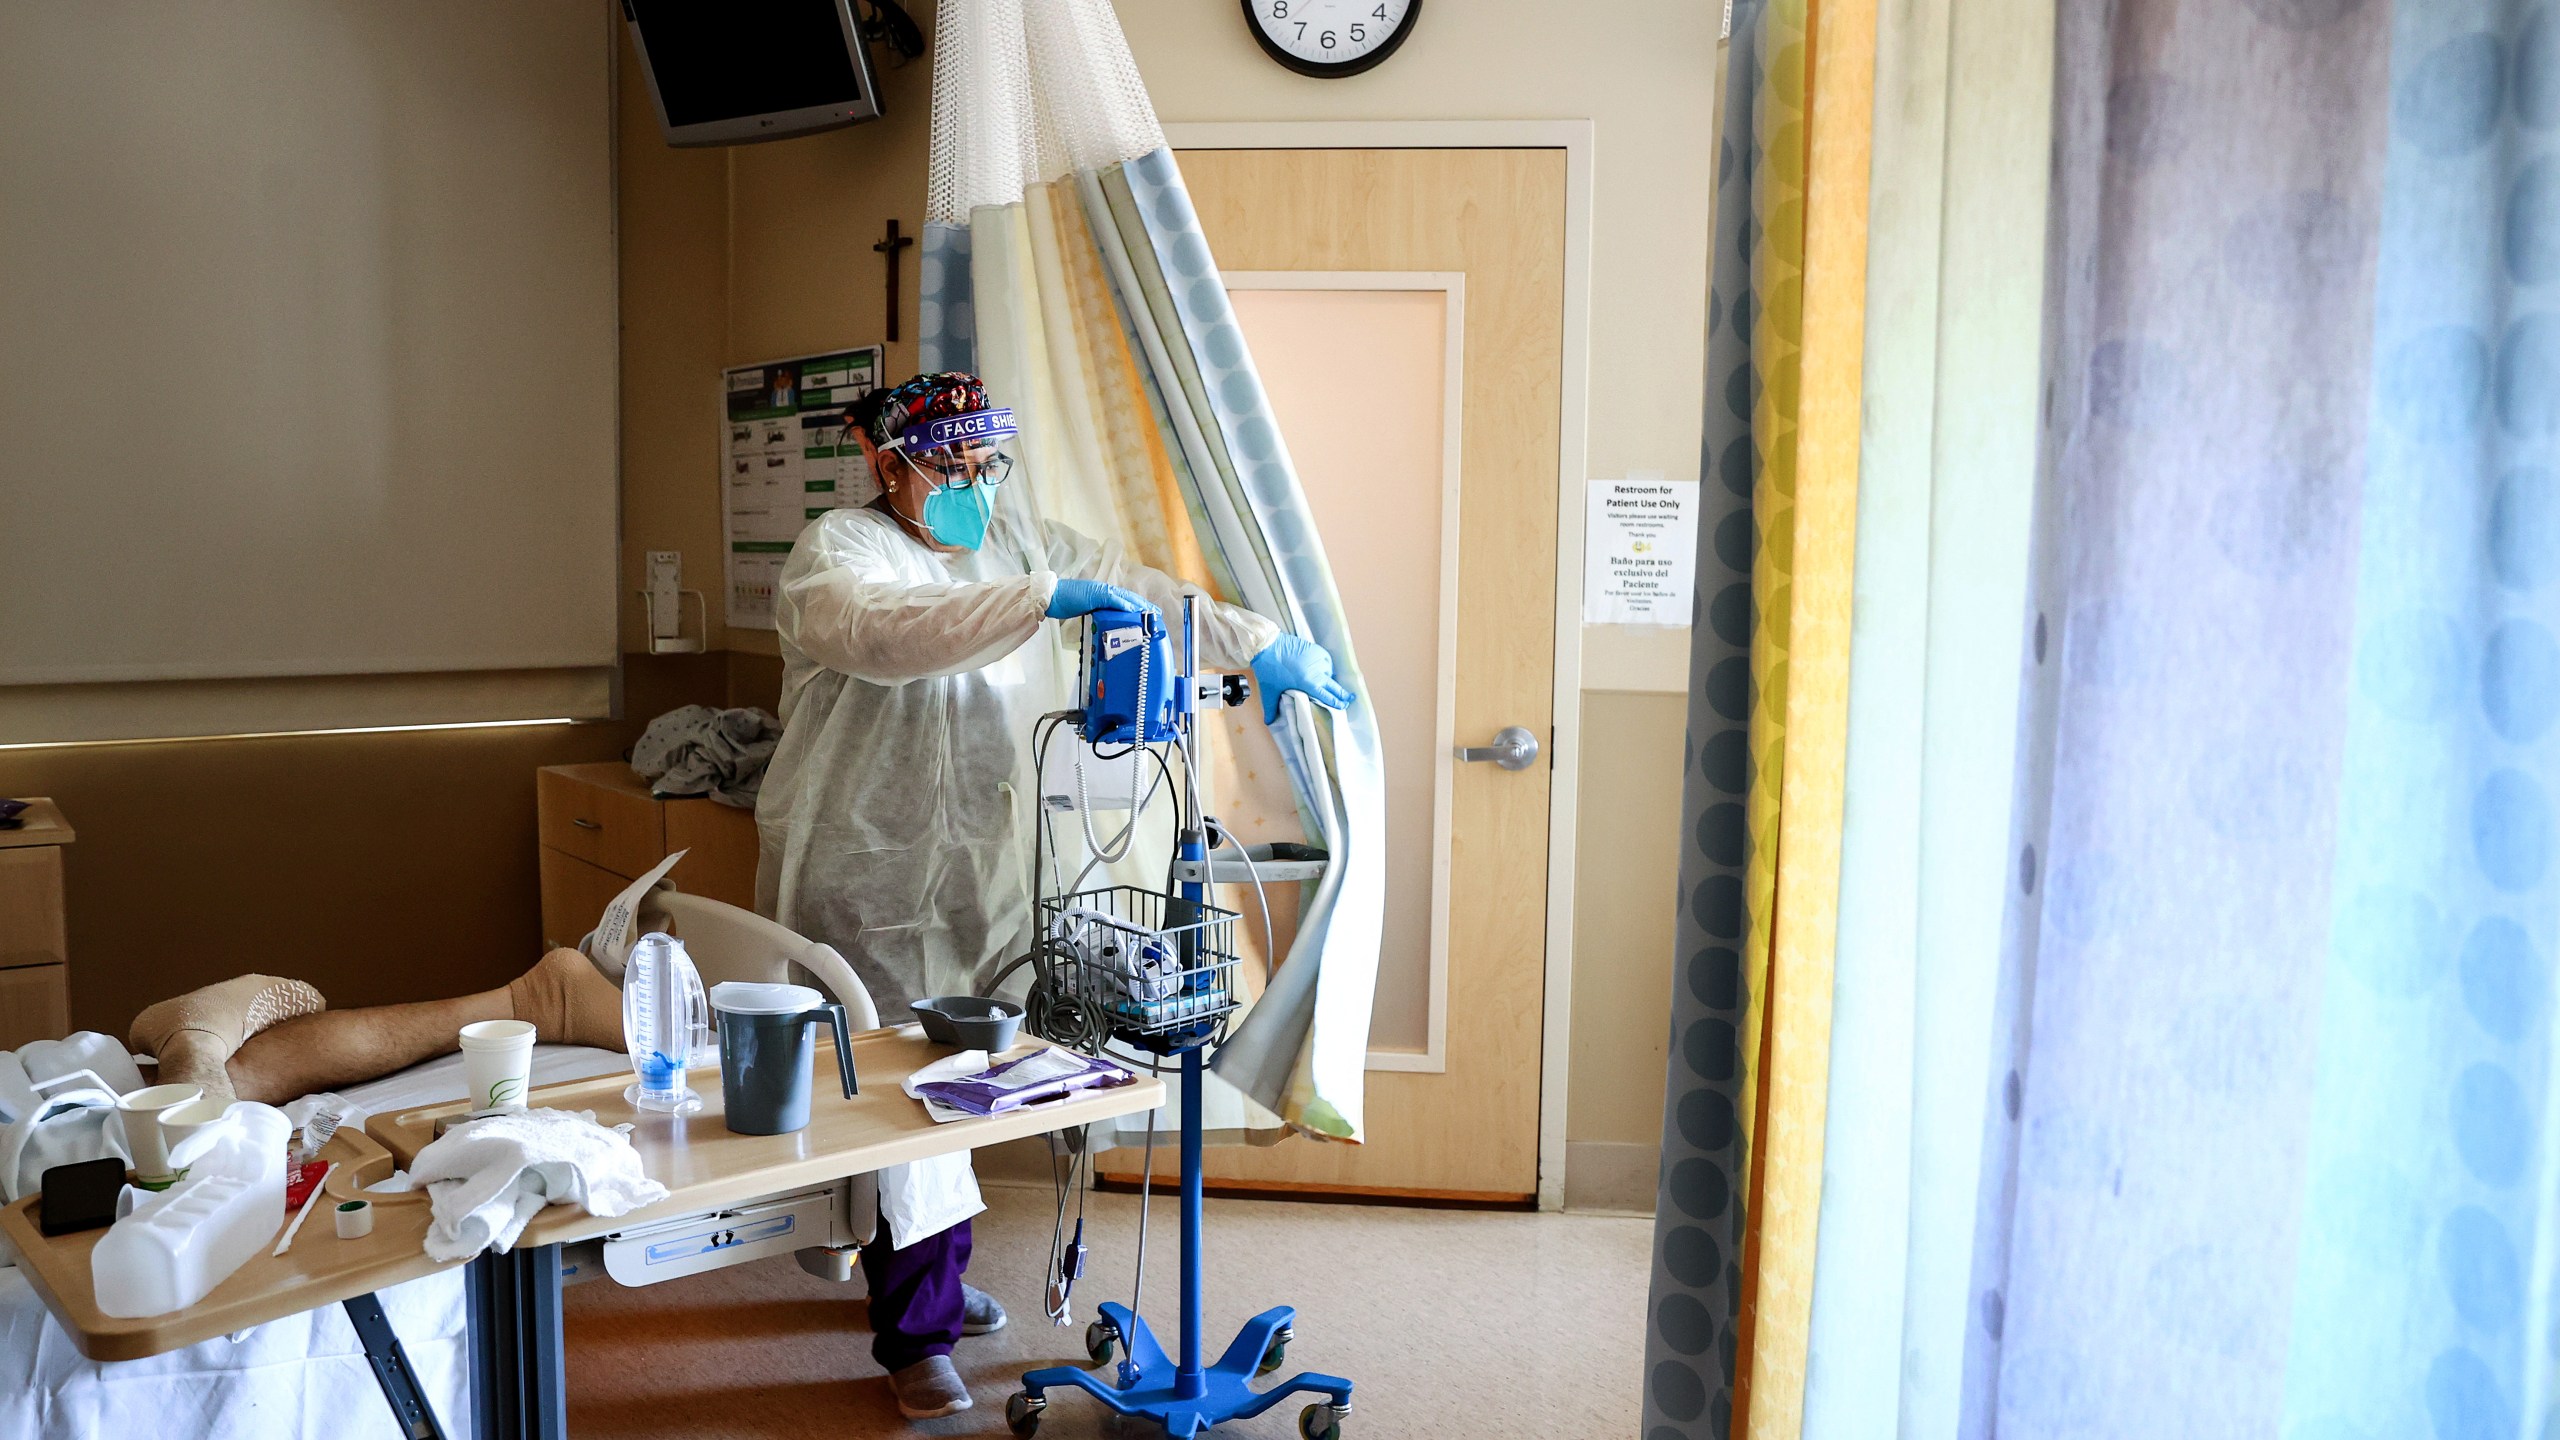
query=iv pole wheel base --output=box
[1005,1391,1045,1437]
[1300,1401,1348,1440]
[1013,1304,1351,1437]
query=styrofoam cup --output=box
[156,1095,233,1161]
[458,1020,537,1112]
[116,1083,204,1184]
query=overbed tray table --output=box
[0,1030,1164,1440]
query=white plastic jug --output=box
[91,1102,289,1319]
[623,933,713,1114]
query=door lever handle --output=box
[1454,726,1541,771]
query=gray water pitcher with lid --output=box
[707,982,858,1136]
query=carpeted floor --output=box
[562,1180,1649,1437]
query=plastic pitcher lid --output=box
[709,981,823,1015]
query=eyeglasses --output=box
[883,440,1014,491]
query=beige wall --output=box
[0,19,753,1040]
[611,16,938,663]
[0,658,729,1038]
[615,27,730,657]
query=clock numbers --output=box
[1246,0,1418,77]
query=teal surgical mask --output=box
[918,480,992,550]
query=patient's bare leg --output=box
[223,949,627,1105]
[127,974,329,1105]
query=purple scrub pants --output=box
[861,1218,973,1371]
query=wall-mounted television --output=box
[621,0,882,147]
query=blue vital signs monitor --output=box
[1081,610,1179,747]
[622,0,883,147]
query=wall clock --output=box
[1240,0,1420,79]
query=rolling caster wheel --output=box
[1257,1325,1294,1376]
[1006,1392,1044,1437]
[1102,1412,1160,1439]
[1087,1317,1121,1365]
[1299,1400,1347,1440]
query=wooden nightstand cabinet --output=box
[534,764,760,949]
[0,798,75,1049]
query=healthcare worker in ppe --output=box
[756,372,1354,1421]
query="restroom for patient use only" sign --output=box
[1583,476,1699,626]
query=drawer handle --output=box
[571,818,602,831]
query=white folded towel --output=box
[382,1108,669,1262]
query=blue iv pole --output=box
[1007,599,1355,1440]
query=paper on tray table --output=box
[904,1049,991,1124]
[581,850,687,980]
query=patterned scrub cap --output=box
[864,371,991,445]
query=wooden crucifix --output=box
[874,217,916,342]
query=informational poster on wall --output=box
[722,346,885,629]
[1582,475,1699,626]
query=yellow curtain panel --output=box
[1737,0,1876,1434]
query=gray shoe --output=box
[890,1355,973,1419]
[962,1283,1008,1336]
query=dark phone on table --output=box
[38,1156,127,1237]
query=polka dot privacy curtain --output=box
[1646,0,1876,1433]
[1639,10,1771,1422]
[1972,0,2560,1432]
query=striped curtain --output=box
[914,0,1385,1142]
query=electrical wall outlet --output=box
[647,551,682,639]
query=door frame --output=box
[1163,120,1596,1210]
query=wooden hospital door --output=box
[1106,147,1565,1202]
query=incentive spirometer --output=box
[989,598,1354,1440]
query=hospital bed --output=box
[0,888,881,1440]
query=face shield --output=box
[878,406,1018,550]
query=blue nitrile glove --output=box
[1046,577,1160,620]
[1250,635,1356,724]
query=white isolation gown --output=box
[756,500,1277,1021]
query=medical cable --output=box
[1001,712,1074,1006]
[1029,710,1077,899]
[1074,623,1151,864]
[1016,710,1164,952]
[1000,717,1180,1051]
[1060,745,1178,900]
[1046,1125,1092,1325]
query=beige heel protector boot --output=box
[507,948,628,1052]
[128,974,327,1106]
